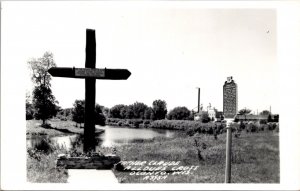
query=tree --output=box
[72,100,106,127]
[273,114,279,122]
[102,107,110,117]
[120,106,128,119]
[32,85,59,124]
[131,102,148,119]
[167,106,191,120]
[152,100,167,120]
[28,52,56,87]
[72,100,85,127]
[26,92,34,120]
[95,104,106,126]
[260,110,271,116]
[109,104,127,118]
[28,52,58,125]
[267,114,273,123]
[238,108,252,115]
[95,112,106,126]
[63,108,73,120]
[95,104,104,114]
[238,108,252,122]
[26,102,34,120]
[125,105,134,119]
[144,107,154,120]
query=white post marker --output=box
[224,118,234,183]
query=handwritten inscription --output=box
[119,160,199,182]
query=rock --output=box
[56,154,121,169]
[58,154,67,159]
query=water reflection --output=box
[27,126,175,151]
[98,126,174,147]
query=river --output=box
[27,125,175,151]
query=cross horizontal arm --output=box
[48,67,131,80]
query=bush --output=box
[259,119,267,124]
[201,113,211,123]
[144,120,151,125]
[150,120,223,135]
[133,121,140,128]
[26,103,34,120]
[95,112,106,126]
[268,122,278,131]
[186,129,196,136]
[32,138,54,154]
[246,123,258,133]
[275,123,279,132]
[230,123,240,133]
[273,115,279,122]
[167,106,191,120]
[259,124,268,131]
[239,122,246,130]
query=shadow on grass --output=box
[41,123,80,134]
[41,123,104,135]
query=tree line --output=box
[108,100,167,120]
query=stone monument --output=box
[223,76,238,118]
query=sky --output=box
[2,2,278,114]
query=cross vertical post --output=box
[84,29,96,152]
[48,28,131,154]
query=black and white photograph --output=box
[1,1,300,190]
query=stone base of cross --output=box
[48,29,131,152]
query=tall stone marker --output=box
[223,76,238,118]
[48,29,131,152]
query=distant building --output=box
[207,104,217,121]
[194,104,221,122]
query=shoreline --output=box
[26,119,105,139]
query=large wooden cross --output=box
[48,29,131,152]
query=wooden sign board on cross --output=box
[48,29,131,152]
[48,67,131,80]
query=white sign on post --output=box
[75,68,105,78]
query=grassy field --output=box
[26,119,83,138]
[113,131,279,183]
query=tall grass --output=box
[113,130,279,183]
[27,139,68,183]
